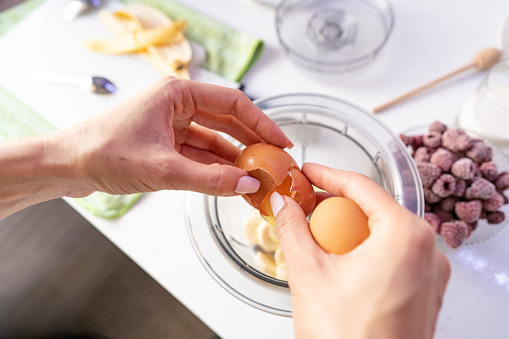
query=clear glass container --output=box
[186,93,423,316]
[457,58,509,151]
[275,0,395,72]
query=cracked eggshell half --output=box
[234,143,316,219]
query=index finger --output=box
[181,80,291,148]
[302,163,402,219]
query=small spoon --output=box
[62,0,102,21]
[25,69,116,95]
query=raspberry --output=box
[479,161,498,182]
[424,212,441,233]
[466,222,477,237]
[430,148,454,172]
[431,174,456,198]
[433,206,454,222]
[442,128,472,152]
[465,178,496,200]
[482,191,504,212]
[495,171,509,191]
[413,146,432,163]
[429,121,447,134]
[439,196,458,212]
[500,191,509,204]
[399,134,423,150]
[416,162,442,188]
[425,203,432,212]
[466,140,492,163]
[440,220,469,248]
[487,211,505,224]
[455,200,482,224]
[451,158,476,180]
[424,187,441,204]
[423,132,442,149]
[453,178,467,197]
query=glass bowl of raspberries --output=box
[400,121,509,249]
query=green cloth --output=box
[0,0,263,219]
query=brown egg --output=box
[234,143,316,223]
[309,197,370,254]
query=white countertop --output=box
[2,0,509,337]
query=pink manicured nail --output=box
[270,192,285,218]
[235,176,260,194]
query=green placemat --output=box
[0,0,264,219]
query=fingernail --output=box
[287,141,294,149]
[270,192,285,218]
[235,176,260,194]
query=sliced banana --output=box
[268,224,279,243]
[276,263,287,281]
[257,221,279,253]
[254,251,276,277]
[244,216,261,246]
[274,247,285,265]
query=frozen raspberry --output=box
[453,178,467,197]
[487,211,505,224]
[466,140,492,163]
[433,206,454,222]
[423,132,442,149]
[455,200,482,224]
[466,221,478,237]
[430,148,454,172]
[495,171,509,191]
[413,146,432,163]
[429,121,447,134]
[431,174,456,198]
[399,134,423,150]
[424,212,441,233]
[451,158,476,180]
[479,161,498,182]
[500,191,509,204]
[465,178,496,200]
[416,162,442,188]
[482,191,505,212]
[442,128,472,152]
[439,196,458,212]
[425,203,432,212]
[424,187,441,204]
[440,220,469,248]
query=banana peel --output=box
[84,4,193,79]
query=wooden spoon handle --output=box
[372,47,502,114]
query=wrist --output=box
[0,132,93,218]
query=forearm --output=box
[0,132,90,219]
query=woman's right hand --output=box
[270,163,450,339]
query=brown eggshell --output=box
[234,143,315,217]
[309,197,370,254]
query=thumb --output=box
[271,192,322,273]
[170,156,260,196]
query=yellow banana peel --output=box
[83,21,186,54]
[84,6,193,79]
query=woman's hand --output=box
[63,77,291,197]
[0,77,290,218]
[270,163,450,339]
